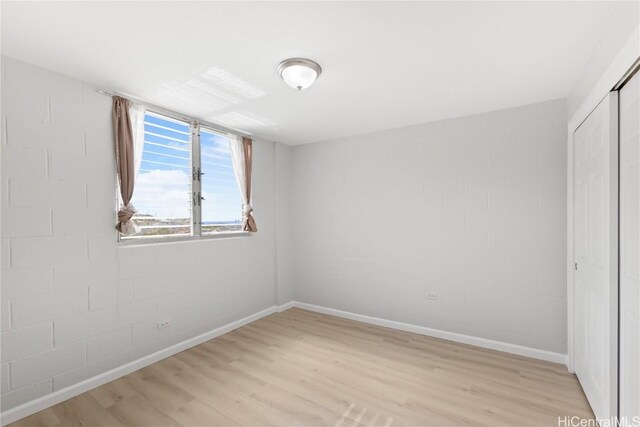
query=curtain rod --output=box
[96,89,252,138]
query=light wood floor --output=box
[10,308,594,427]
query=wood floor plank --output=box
[7,409,59,427]
[168,400,243,427]
[50,393,125,427]
[106,394,181,427]
[8,308,595,427]
[88,377,138,409]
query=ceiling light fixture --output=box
[277,58,322,91]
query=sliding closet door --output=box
[620,70,640,422]
[573,92,619,422]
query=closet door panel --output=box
[573,92,619,422]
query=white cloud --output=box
[133,169,191,218]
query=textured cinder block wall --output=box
[0,57,280,411]
[292,99,568,354]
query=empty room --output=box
[1,1,639,426]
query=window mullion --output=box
[191,121,202,237]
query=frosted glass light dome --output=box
[277,58,322,91]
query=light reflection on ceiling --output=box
[200,67,266,100]
[158,66,275,131]
[211,111,279,129]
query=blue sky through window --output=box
[132,113,242,225]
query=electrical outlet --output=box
[425,293,438,301]
[157,319,171,330]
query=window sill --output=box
[117,231,251,248]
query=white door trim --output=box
[567,24,639,374]
[618,71,640,422]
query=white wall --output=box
[0,57,282,411]
[292,99,568,354]
[567,0,639,118]
[275,143,294,305]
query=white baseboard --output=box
[292,301,568,366]
[276,300,295,312]
[0,303,291,426]
[1,300,568,425]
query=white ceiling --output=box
[1,1,622,145]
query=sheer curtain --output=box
[229,135,258,232]
[130,102,146,181]
[113,97,145,236]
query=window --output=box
[122,111,243,240]
[200,127,243,234]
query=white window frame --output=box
[118,107,250,245]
